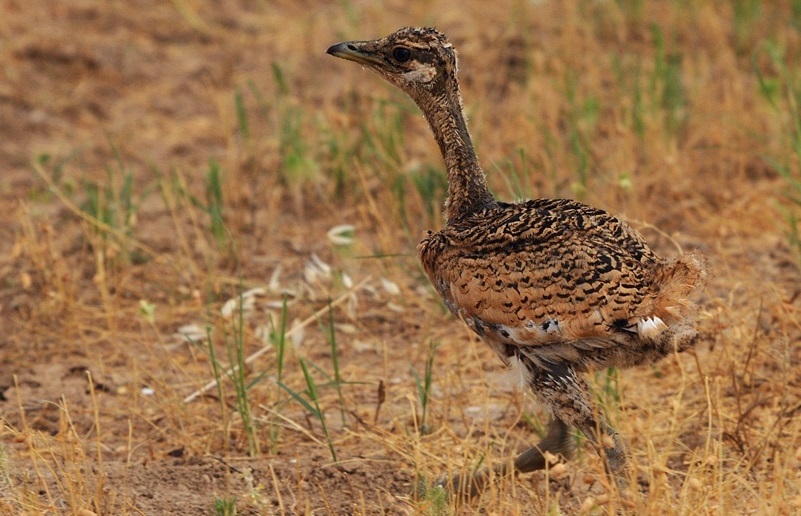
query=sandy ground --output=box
[2,1,801,514]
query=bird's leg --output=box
[530,363,631,484]
[510,418,574,473]
[433,466,491,500]
[433,362,629,498]
[434,415,574,498]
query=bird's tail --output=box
[654,252,710,321]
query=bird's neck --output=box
[413,84,494,222]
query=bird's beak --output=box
[326,41,383,67]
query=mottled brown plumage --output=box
[328,27,708,495]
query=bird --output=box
[327,27,709,495]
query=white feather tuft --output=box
[636,316,668,338]
[503,355,532,390]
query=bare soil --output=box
[2,1,801,515]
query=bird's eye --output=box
[392,47,411,62]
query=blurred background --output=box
[1,1,800,513]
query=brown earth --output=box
[2,1,801,514]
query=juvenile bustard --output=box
[327,28,708,494]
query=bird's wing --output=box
[420,199,670,347]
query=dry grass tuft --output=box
[1,0,801,513]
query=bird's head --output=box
[327,27,457,98]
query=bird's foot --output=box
[430,466,500,499]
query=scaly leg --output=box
[512,417,574,473]
[435,417,575,497]
[433,360,630,498]
[529,362,631,482]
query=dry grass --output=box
[2,0,801,514]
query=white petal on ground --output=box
[327,224,356,246]
[336,323,357,334]
[221,288,264,319]
[386,302,405,313]
[268,265,282,292]
[380,278,401,296]
[242,287,266,299]
[220,297,237,318]
[304,253,332,283]
[265,295,296,309]
[290,318,305,348]
[342,272,353,289]
[352,339,376,352]
[311,253,331,274]
[175,324,207,343]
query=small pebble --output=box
[549,463,567,479]
[579,497,596,513]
